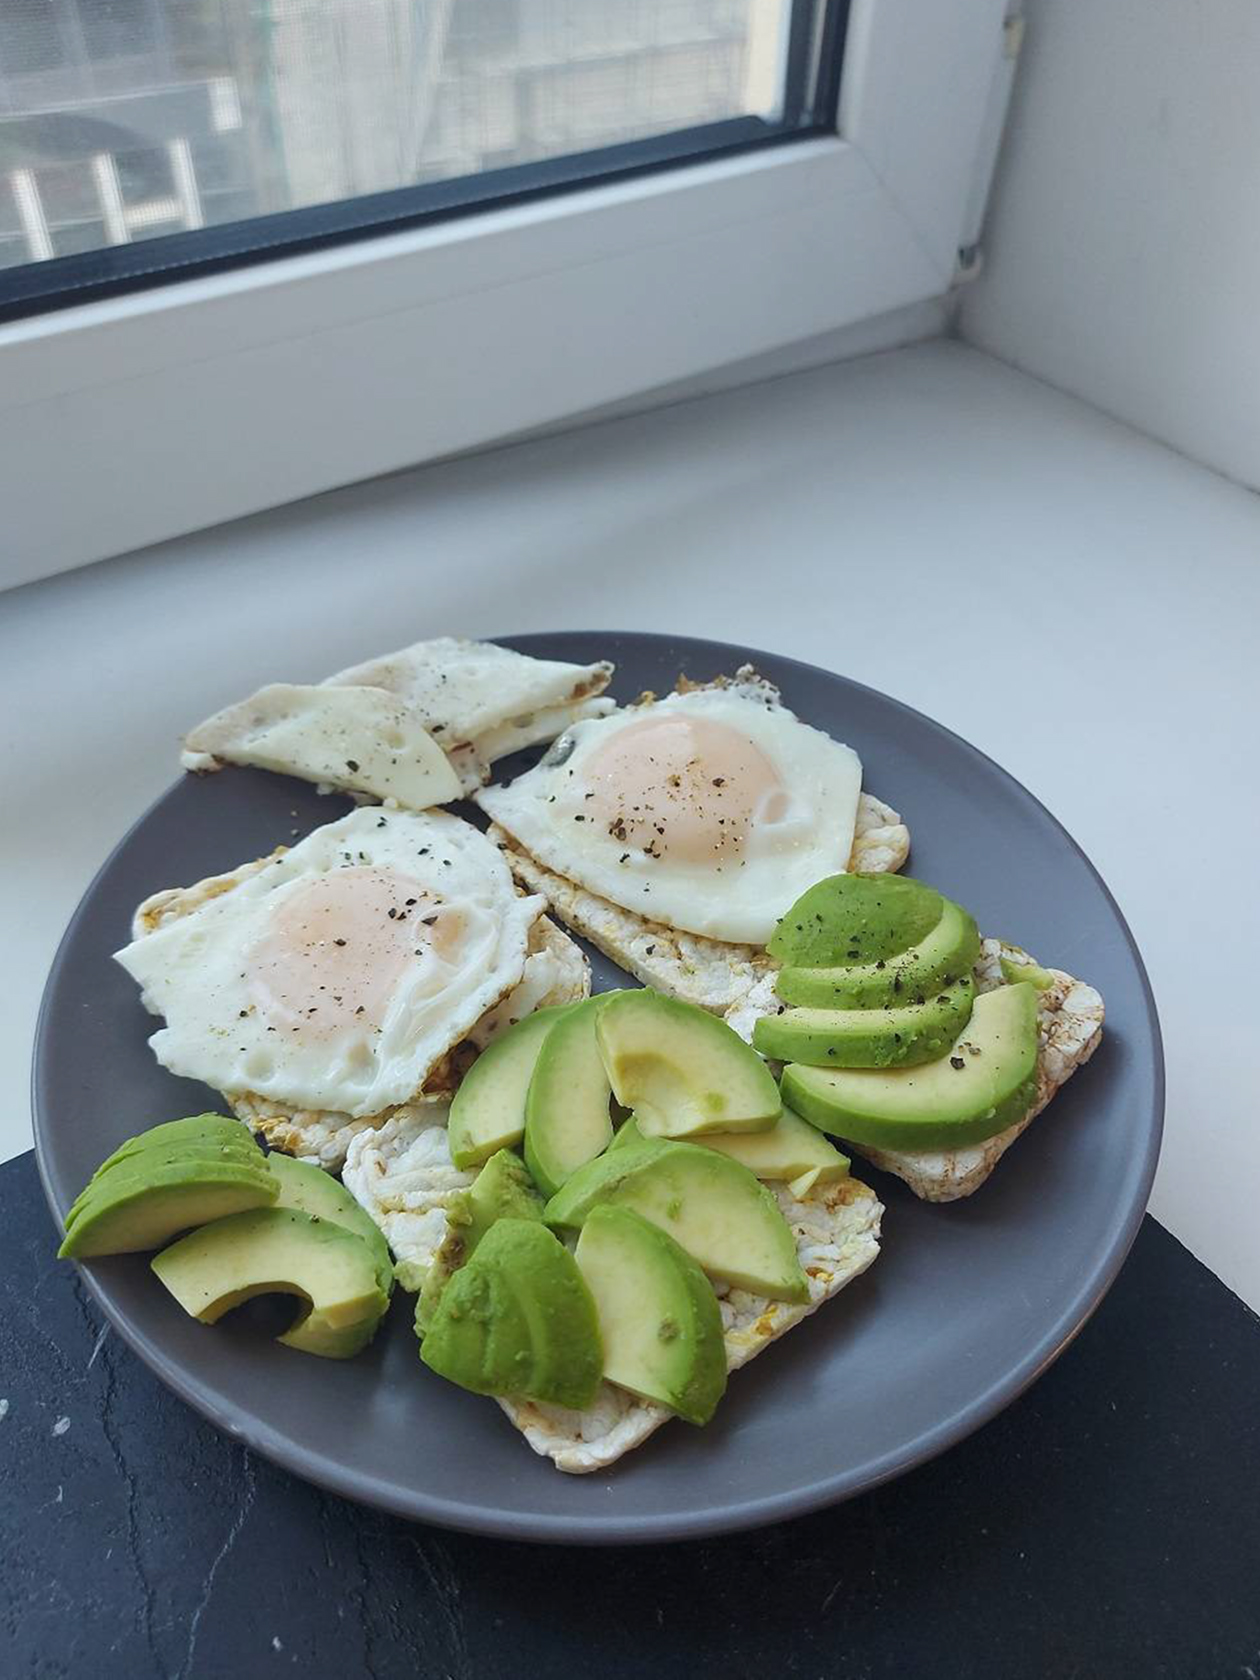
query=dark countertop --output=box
[3,1148,1258,1680]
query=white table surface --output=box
[4,339,1257,1309]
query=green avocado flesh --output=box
[447,1004,573,1171]
[151,1208,388,1357]
[575,1206,726,1426]
[781,982,1040,1152]
[266,1152,393,1300]
[420,1219,602,1408]
[1000,951,1055,991]
[59,1160,278,1259]
[546,1142,808,1304]
[65,1142,266,1227]
[775,899,981,1009]
[767,873,944,968]
[67,1115,265,1227]
[416,1149,544,1334]
[525,997,615,1197]
[753,975,975,1069]
[612,1109,848,1184]
[595,989,780,1138]
[91,1114,258,1177]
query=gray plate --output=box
[32,632,1162,1543]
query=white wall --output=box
[961,0,1260,492]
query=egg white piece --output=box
[323,636,615,791]
[182,682,461,808]
[115,808,544,1119]
[477,686,863,946]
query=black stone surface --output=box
[3,1149,1258,1680]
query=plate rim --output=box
[32,629,1164,1543]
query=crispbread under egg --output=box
[504,1173,881,1473]
[487,788,907,1016]
[342,1110,882,1471]
[128,854,588,1169]
[341,1105,468,1288]
[725,939,1104,1202]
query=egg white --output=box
[476,688,862,945]
[115,808,543,1118]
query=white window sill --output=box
[6,338,1257,1311]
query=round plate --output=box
[33,632,1162,1543]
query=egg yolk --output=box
[582,713,787,865]
[248,866,460,1037]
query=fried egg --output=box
[115,808,543,1119]
[477,683,863,946]
[181,682,461,808]
[323,637,616,792]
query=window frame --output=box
[0,0,1012,590]
[0,1,849,324]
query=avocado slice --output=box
[1000,949,1055,991]
[612,1109,849,1185]
[524,997,615,1197]
[776,899,981,1009]
[91,1114,258,1178]
[575,1205,726,1425]
[767,873,944,967]
[782,982,1040,1151]
[151,1207,388,1354]
[606,1117,651,1155]
[753,975,975,1069]
[447,1004,573,1171]
[266,1153,393,1299]
[66,1139,266,1228]
[59,1159,278,1259]
[420,1219,602,1408]
[416,1148,544,1332]
[595,990,780,1138]
[546,1141,809,1303]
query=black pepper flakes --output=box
[345,759,359,772]
[950,1056,966,1070]
[334,938,346,947]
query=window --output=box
[0,0,1015,589]
[0,0,846,319]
